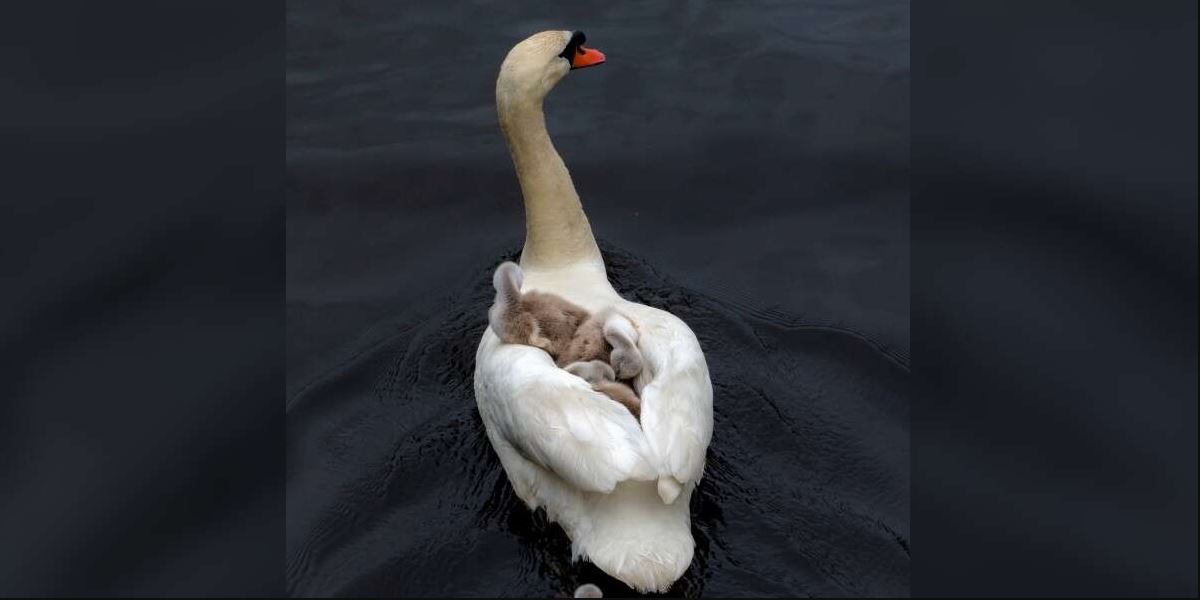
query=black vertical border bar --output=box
[0,1,285,595]
[912,1,1197,596]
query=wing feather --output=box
[626,305,714,488]
[475,331,657,493]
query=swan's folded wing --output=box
[633,307,714,486]
[476,332,657,493]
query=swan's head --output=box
[497,30,605,103]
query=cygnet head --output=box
[603,315,643,380]
[488,261,524,338]
[497,30,606,106]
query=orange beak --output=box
[570,45,606,70]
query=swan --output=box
[473,30,714,593]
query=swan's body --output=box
[473,31,713,593]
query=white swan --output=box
[473,30,714,593]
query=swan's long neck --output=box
[497,92,602,270]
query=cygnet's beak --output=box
[570,45,606,70]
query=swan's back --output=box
[474,263,709,593]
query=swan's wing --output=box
[626,304,714,487]
[475,329,657,493]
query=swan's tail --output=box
[572,480,694,593]
[656,476,683,505]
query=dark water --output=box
[288,0,909,596]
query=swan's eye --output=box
[558,30,586,61]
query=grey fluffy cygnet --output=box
[488,261,644,380]
[564,360,641,418]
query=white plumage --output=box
[474,30,713,593]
